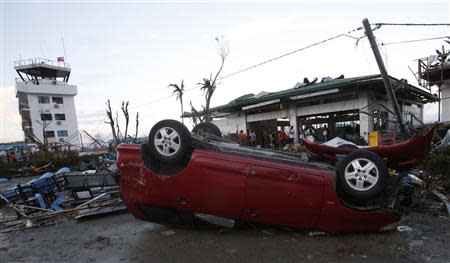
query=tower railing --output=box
[14,58,70,69]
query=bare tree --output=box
[189,100,200,125]
[197,36,229,122]
[105,99,139,147]
[121,101,130,139]
[179,37,229,124]
[133,112,139,143]
[105,99,119,144]
[115,112,122,141]
[168,80,185,123]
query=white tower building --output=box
[15,58,81,151]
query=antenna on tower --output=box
[61,36,67,62]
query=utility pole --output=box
[362,18,406,136]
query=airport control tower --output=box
[418,50,450,123]
[15,58,81,151]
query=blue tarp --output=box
[0,178,9,184]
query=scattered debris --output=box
[308,231,326,237]
[260,229,274,235]
[432,190,450,217]
[396,225,413,232]
[0,161,123,233]
[160,229,176,236]
[410,239,424,247]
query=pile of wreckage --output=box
[0,159,125,233]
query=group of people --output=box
[303,124,329,142]
[239,129,257,147]
[1,151,32,164]
[239,126,295,150]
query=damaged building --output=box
[194,74,438,144]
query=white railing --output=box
[14,58,70,68]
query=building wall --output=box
[295,91,371,140]
[247,109,288,123]
[16,80,81,148]
[212,113,246,135]
[212,88,428,142]
[442,80,450,122]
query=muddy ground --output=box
[0,210,449,262]
[1,178,450,263]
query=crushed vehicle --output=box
[117,120,432,233]
[0,158,124,232]
[302,127,436,170]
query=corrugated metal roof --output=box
[208,74,437,113]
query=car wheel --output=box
[337,150,387,199]
[192,122,222,137]
[148,119,192,164]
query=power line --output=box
[130,85,198,110]
[373,22,450,27]
[129,28,366,109]
[219,29,364,80]
[381,35,450,46]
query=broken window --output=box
[55,114,66,120]
[52,97,64,104]
[44,130,55,138]
[38,96,50,104]
[40,113,52,121]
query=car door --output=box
[172,151,248,220]
[243,161,324,229]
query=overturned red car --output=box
[117,120,423,233]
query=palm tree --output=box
[168,80,185,123]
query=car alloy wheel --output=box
[154,126,181,157]
[344,158,379,192]
[337,150,387,200]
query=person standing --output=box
[278,129,287,150]
[288,126,295,147]
[250,130,256,147]
[322,125,329,142]
[11,152,17,163]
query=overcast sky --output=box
[0,0,449,143]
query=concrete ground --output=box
[1,210,450,263]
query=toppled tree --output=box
[23,120,51,152]
[105,99,139,148]
[168,80,185,124]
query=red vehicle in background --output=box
[302,126,436,171]
[117,120,426,233]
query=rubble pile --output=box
[0,159,125,233]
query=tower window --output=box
[44,131,55,138]
[55,114,66,120]
[40,114,52,121]
[52,97,64,104]
[57,130,68,137]
[38,96,50,104]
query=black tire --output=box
[337,144,359,149]
[148,119,192,164]
[192,122,222,137]
[337,150,387,200]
